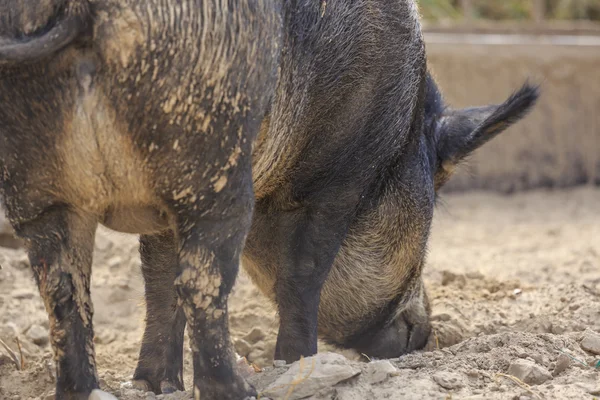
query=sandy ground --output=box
[1,187,599,399]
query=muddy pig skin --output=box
[239,1,538,363]
[0,1,280,399]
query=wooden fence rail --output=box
[458,0,547,21]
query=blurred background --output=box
[418,0,600,193]
[420,0,600,21]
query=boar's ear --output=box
[0,2,90,65]
[435,83,540,176]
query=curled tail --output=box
[0,1,91,64]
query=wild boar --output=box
[0,1,280,399]
[240,1,539,363]
[137,0,539,381]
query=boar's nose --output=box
[356,316,431,359]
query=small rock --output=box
[581,329,600,355]
[0,212,23,249]
[26,324,49,346]
[11,254,30,270]
[243,328,265,344]
[264,353,360,400]
[88,389,118,400]
[0,321,19,338]
[575,383,600,395]
[364,360,397,384]
[431,312,452,322]
[94,329,117,345]
[552,353,571,376]
[441,271,466,288]
[95,235,113,252]
[465,271,484,280]
[236,356,256,379]
[273,359,287,368]
[11,289,34,300]
[432,371,464,390]
[247,348,265,364]
[507,359,552,385]
[234,338,252,357]
[107,256,122,269]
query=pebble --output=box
[107,256,123,270]
[431,312,452,322]
[441,271,467,288]
[236,356,256,379]
[507,359,552,385]
[95,235,113,252]
[88,389,118,400]
[264,353,360,400]
[0,212,22,249]
[580,329,600,355]
[12,254,30,270]
[0,321,19,338]
[432,371,464,390]
[243,328,266,344]
[465,271,484,280]
[26,324,49,346]
[234,338,252,357]
[273,359,287,368]
[552,353,571,376]
[94,329,117,345]
[11,289,34,300]
[364,360,397,384]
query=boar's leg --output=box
[19,207,98,399]
[173,181,256,399]
[268,206,351,363]
[133,231,186,394]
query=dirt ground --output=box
[1,187,599,399]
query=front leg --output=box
[266,205,353,363]
[15,207,99,399]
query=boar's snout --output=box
[350,286,431,359]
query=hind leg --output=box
[133,231,186,394]
[17,207,98,399]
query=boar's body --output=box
[0,0,280,398]
[243,1,538,362]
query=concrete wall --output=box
[426,34,600,193]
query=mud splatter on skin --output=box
[21,210,100,396]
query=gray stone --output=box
[234,338,252,357]
[88,390,118,400]
[26,324,49,346]
[264,353,360,400]
[243,327,266,344]
[507,359,552,385]
[581,329,600,355]
[552,353,571,376]
[0,211,22,249]
[364,360,397,384]
[432,371,465,390]
[106,256,123,270]
[273,359,287,368]
[11,289,34,300]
